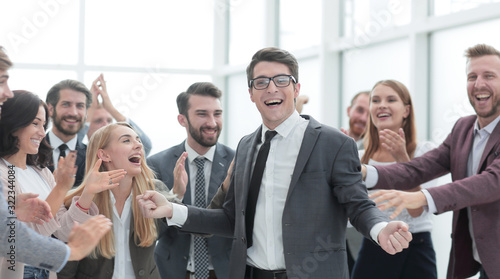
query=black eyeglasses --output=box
[249,75,296,90]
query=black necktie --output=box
[245,130,277,248]
[58,144,68,158]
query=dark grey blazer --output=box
[147,142,235,279]
[181,115,389,279]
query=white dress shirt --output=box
[171,111,387,269]
[47,131,77,169]
[110,192,135,279]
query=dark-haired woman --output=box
[0,91,118,279]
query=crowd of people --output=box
[0,42,498,279]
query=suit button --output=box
[138,269,145,276]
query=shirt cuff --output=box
[365,165,379,189]
[56,245,71,272]
[421,189,436,213]
[167,203,188,226]
[370,221,388,245]
[168,188,184,203]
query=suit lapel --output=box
[240,127,262,204]
[457,123,475,178]
[478,120,500,172]
[286,117,320,201]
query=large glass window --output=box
[280,0,321,51]
[228,0,266,65]
[341,39,410,129]
[83,72,212,155]
[433,0,500,16]
[0,0,80,64]
[430,18,500,144]
[84,0,214,69]
[343,0,411,38]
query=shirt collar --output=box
[473,114,500,136]
[184,141,216,164]
[261,110,302,142]
[48,131,78,150]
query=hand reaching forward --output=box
[379,128,410,163]
[136,190,173,219]
[172,152,188,199]
[378,221,412,255]
[67,215,112,261]
[370,190,427,219]
[15,193,53,224]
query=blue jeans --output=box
[24,265,49,279]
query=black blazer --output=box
[46,132,87,188]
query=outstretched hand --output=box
[222,159,234,192]
[370,190,427,219]
[378,221,412,255]
[172,152,188,199]
[136,190,173,219]
[15,193,53,224]
[83,159,126,196]
[379,128,410,163]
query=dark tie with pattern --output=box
[58,144,68,158]
[193,157,209,279]
[245,130,277,248]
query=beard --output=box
[187,118,220,148]
[469,91,500,120]
[52,110,84,136]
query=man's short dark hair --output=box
[46,79,92,110]
[176,82,222,116]
[246,47,299,88]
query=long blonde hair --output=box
[361,80,417,164]
[64,122,157,259]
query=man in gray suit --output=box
[148,82,234,279]
[138,47,412,279]
[0,46,111,272]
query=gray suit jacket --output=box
[147,142,235,279]
[181,115,388,279]
[0,181,68,273]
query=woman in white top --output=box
[351,80,438,279]
[0,91,121,279]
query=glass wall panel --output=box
[280,0,321,51]
[84,71,212,155]
[85,0,214,69]
[430,18,500,144]
[226,74,261,149]
[433,0,500,16]
[343,0,411,38]
[8,69,78,101]
[296,58,321,120]
[0,0,80,64]
[342,39,410,130]
[228,0,266,65]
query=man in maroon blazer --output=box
[362,43,500,279]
